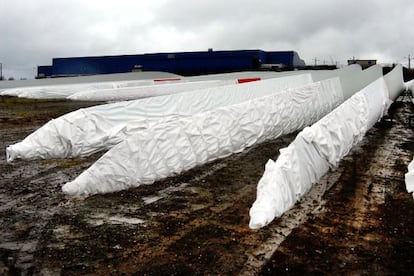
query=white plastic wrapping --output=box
[187,71,299,81]
[6,74,313,161]
[67,79,239,101]
[249,77,391,229]
[404,76,414,191]
[6,65,372,162]
[61,77,344,196]
[0,78,183,99]
[66,66,369,102]
[310,64,383,100]
[0,71,294,99]
[0,71,181,90]
[384,64,405,101]
[342,64,383,100]
[405,159,414,199]
[405,79,414,99]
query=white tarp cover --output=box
[310,64,383,100]
[0,71,293,99]
[404,79,414,199]
[0,71,181,90]
[5,66,370,162]
[61,77,344,196]
[341,64,383,100]
[66,66,370,102]
[405,159,414,199]
[6,74,314,161]
[67,79,239,101]
[310,64,360,82]
[0,78,183,99]
[249,77,391,229]
[0,67,360,100]
[187,71,301,81]
[405,79,414,99]
[384,64,405,101]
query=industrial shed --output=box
[37,50,306,77]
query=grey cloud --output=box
[1,0,413,78]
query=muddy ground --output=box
[0,95,413,275]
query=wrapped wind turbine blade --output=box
[5,65,371,162]
[67,79,239,101]
[249,77,391,229]
[6,74,314,162]
[0,79,160,99]
[62,77,344,196]
[405,159,414,199]
[384,64,405,101]
[0,71,181,91]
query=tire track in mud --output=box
[0,154,100,274]
[0,98,101,275]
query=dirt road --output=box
[0,96,413,275]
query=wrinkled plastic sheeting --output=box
[405,79,414,100]
[67,79,239,101]
[405,159,414,199]
[0,79,180,99]
[310,64,383,101]
[342,64,383,100]
[249,77,390,229]
[0,71,181,90]
[68,66,369,102]
[67,70,305,101]
[309,64,360,82]
[189,69,354,82]
[384,64,405,101]
[406,79,414,91]
[5,66,373,162]
[311,64,358,99]
[62,78,344,196]
[6,74,313,161]
[188,70,303,81]
[0,71,299,99]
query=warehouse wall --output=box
[45,50,304,77]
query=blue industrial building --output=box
[37,49,306,78]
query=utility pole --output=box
[313,57,319,66]
[0,63,2,81]
[408,54,414,69]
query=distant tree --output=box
[8,77,14,81]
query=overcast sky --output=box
[1,0,413,79]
